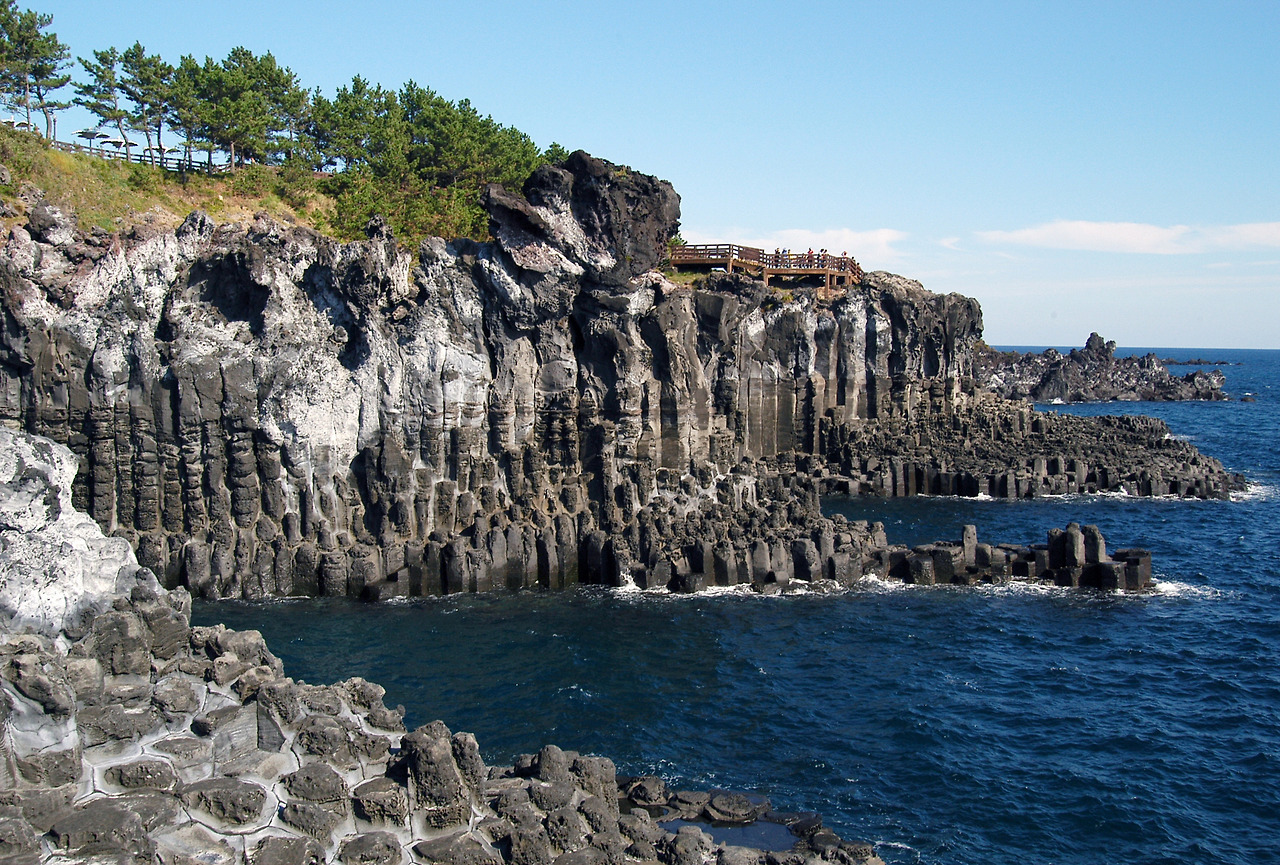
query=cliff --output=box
[0,152,1243,599]
[975,333,1228,403]
[0,425,889,865]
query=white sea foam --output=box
[1151,580,1226,600]
[854,575,911,593]
[1232,481,1277,502]
[556,683,596,699]
[603,573,1227,603]
[973,581,1067,597]
[699,583,759,597]
[874,839,921,863]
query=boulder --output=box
[106,758,179,791]
[352,777,409,825]
[26,200,75,246]
[180,777,268,824]
[254,835,327,865]
[338,831,404,865]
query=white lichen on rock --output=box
[0,426,152,642]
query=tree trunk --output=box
[140,123,155,165]
[116,119,132,160]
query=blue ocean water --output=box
[194,347,1280,865]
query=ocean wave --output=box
[601,574,1229,603]
[854,575,911,593]
[874,841,922,864]
[556,683,596,699]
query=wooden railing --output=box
[50,139,233,173]
[670,243,864,281]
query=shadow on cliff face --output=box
[185,253,271,337]
[301,260,369,371]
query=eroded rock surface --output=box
[0,153,1241,600]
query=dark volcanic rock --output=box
[0,155,1242,609]
[353,777,409,824]
[283,763,349,803]
[48,798,151,857]
[485,150,681,286]
[338,831,404,865]
[0,426,900,865]
[976,333,1228,402]
[255,835,328,865]
[180,776,268,824]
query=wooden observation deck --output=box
[668,244,864,296]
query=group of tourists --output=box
[771,248,857,270]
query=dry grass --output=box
[0,125,335,237]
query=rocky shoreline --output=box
[0,152,1244,601]
[3,425,900,865]
[0,412,1166,865]
[975,333,1228,403]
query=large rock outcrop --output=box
[0,151,1242,599]
[975,333,1228,403]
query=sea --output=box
[194,347,1280,865]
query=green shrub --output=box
[127,163,160,192]
[230,164,274,197]
[276,161,315,210]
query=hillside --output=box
[0,124,334,237]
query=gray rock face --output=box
[0,155,1241,601]
[976,333,1228,402]
[0,425,155,637]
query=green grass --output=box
[662,268,704,287]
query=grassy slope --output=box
[0,125,336,238]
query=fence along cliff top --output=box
[669,243,865,296]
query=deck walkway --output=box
[669,243,864,295]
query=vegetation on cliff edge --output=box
[0,2,568,243]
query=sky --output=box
[28,0,1280,349]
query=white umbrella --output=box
[76,129,107,154]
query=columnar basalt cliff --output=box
[2,426,893,865]
[0,152,1241,599]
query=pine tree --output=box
[74,48,133,158]
[0,2,71,138]
[119,42,172,164]
[166,55,210,170]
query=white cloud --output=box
[1204,223,1280,249]
[939,236,962,251]
[976,220,1280,254]
[682,227,908,263]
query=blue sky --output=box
[31,0,1280,348]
